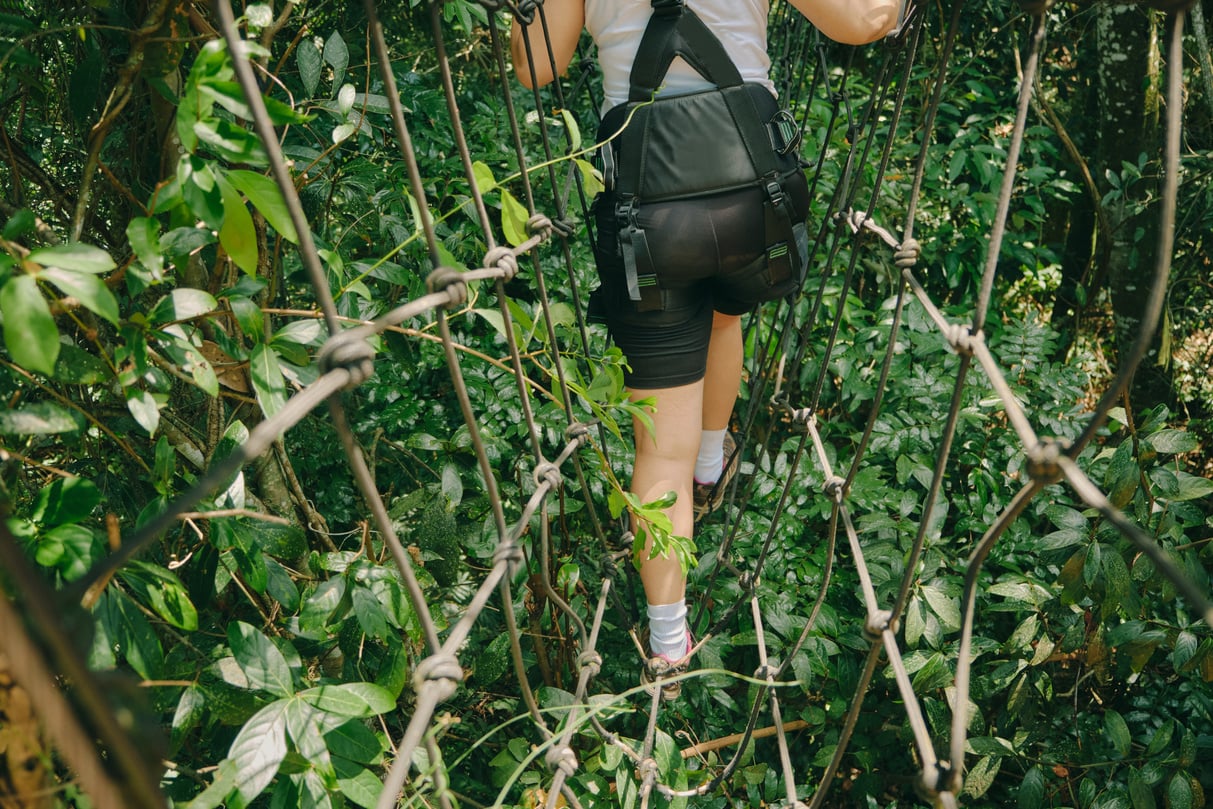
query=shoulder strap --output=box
[627,0,745,102]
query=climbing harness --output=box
[597,0,809,311]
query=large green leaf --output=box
[1104,709,1132,758]
[27,242,115,274]
[0,402,84,435]
[40,266,119,324]
[218,174,259,274]
[226,700,289,805]
[125,388,160,435]
[228,621,294,698]
[127,216,164,278]
[32,476,102,526]
[324,719,383,764]
[0,274,59,375]
[249,343,288,419]
[148,288,218,325]
[1018,765,1045,809]
[227,169,299,244]
[298,683,395,717]
[297,37,322,96]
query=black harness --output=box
[597,0,807,312]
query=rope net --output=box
[0,1,1208,807]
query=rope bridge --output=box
[0,1,1207,807]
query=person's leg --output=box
[694,312,743,484]
[629,379,702,656]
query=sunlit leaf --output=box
[0,274,58,374]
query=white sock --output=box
[694,429,728,485]
[647,601,689,659]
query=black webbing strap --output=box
[617,197,663,311]
[762,175,799,287]
[628,1,744,101]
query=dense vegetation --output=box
[0,1,1211,808]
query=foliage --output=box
[0,2,1210,809]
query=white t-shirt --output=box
[584,0,773,112]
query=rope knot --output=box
[895,238,921,270]
[545,745,578,776]
[552,217,576,238]
[493,542,525,575]
[863,609,897,641]
[945,324,978,357]
[754,663,778,682]
[636,758,660,784]
[427,266,468,308]
[526,213,554,241]
[412,653,463,702]
[738,572,760,593]
[317,332,376,389]
[565,422,592,443]
[791,407,814,433]
[577,650,602,678]
[823,475,846,500]
[483,246,519,282]
[915,760,957,802]
[533,461,562,490]
[514,0,540,24]
[1026,438,1066,484]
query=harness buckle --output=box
[764,178,785,208]
[768,109,802,156]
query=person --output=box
[511,0,899,698]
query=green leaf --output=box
[500,188,529,247]
[298,683,395,717]
[2,208,35,240]
[27,242,115,274]
[558,108,582,152]
[1,274,59,375]
[1104,709,1132,758]
[1148,429,1198,454]
[53,342,110,384]
[125,388,160,435]
[325,719,384,764]
[472,160,498,194]
[334,766,382,809]
[228,621,295,698]
[332,122,357,144]
[226,170,299,244]
[323,31,349,91]
[0,402,84,435]
[962,755,1001,799]
[181,759,239,809]
[297,38,322,96]
[127,217,164,279]
[284,698,332,773]
[921,583,961,632]
[218,174,259,274]
[1018,765,1045,809]
[1168,772,1193,809]
[36,524,98,579]
[40,266,119,324]
[1145,719,1174,757]
[120,561,199,631]
[1129,768,1156,809]
[148,288,218,325]
[32,476,102,526]
[227,700,289,805]
[101,589,165,679]
[1172,472,1213,502]
[249,343,288,419]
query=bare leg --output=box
[702,312,743,432]
[629,379,703,606]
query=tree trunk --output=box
[1094,3,1173,411]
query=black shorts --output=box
[591,178,809,389]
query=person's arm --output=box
[510,0,586,90]
[786,0,900,44]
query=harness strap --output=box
[628,1,744,102]
[617,197,664,311]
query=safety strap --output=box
[628,0,744,101]
[617,0,798,308]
